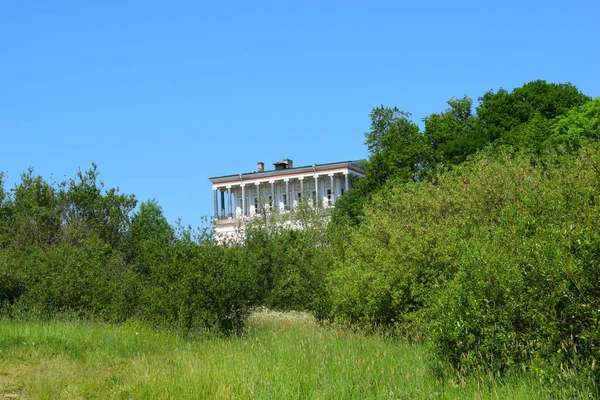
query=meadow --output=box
[0,309,563,400]
[2,83,599,398]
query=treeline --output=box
[0,165,334,336]
[1,80,599,390]
[325,81,600,389]
[251,80,600,390]
[0,166,261,334]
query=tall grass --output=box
[0,310,572,399]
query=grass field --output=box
[0,309,580,399]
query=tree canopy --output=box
[333,80,593,227]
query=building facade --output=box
[209,159,365,237]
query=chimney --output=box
[257,162,264,172]
[273,158,294,171]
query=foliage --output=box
[364,106,428,187]
[329,143,600,390]
[546,96,600,151]
[477,80,590,143]
[423,95,486,166]
[60,163,137,250]
[430,147,600,384]
[133,226,258,335]
[330,176,370,228]
[6,169,62,248]
[0,165,258,336]
[332,106,427,228]
[329,149,513,331]
[241,209,333,315]
[126,199,174,274]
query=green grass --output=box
[0,310,576,399]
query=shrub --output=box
[242,215,333,314]
[429,146,600,385]
[134,227,260,335]
[329,144,600,387]
[328,149,521,332]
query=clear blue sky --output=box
[2,0,599,227]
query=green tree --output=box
[8,168,61,248]
[423,95,486,165]
[333,106,427,228]
[61,164,136,249]
[477,80,590,143]
[0,172,8,245]
[497,111,552,151]
[329,178,370,228]
[547,97,600,151]
[364,106,428,186]
[127,199,174,273]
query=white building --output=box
[209,159,365,237]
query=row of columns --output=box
[213,172,351,220]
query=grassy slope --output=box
[1,311,550,399]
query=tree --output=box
[61,164,136,249]
[8,168,61,248]
[423,95,486,165]
[499,111,552,152]
[364,106,428,186]
[0,172,8,245]
[333,106,428,228]
[477,80,590,143]
[127,199,174,273]
[547,97,600,151]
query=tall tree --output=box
[547,97,600,151]
[0,172,7,242]
[423,95,486,166]
[61,164,136,249]
[127,199,174,273]
[477,80,590,143]
[364,106,428,187]
[9,169,61,248]
[333,106,427,227]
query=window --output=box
[327,189,332,200]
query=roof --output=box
[209,160,366,184]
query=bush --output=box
[133,227,260,335]
[242,215,333,314]
[428,146,600,385]
[0,167,260,336]
[328,148,519,332]
[328,144,600,387]
[4,240,138,321]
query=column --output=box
[255,182,261,215]
[227,186,232,218]
[213,188,218,219]
[298,176,304,208]
[314,174,319,208]
[241,183,246,217]
[344,171,349,192]
[329,173,335,205]
[220,189,226,219]
[269,180,275,212]
[284,178,290,210]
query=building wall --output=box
[209,162,364,237]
